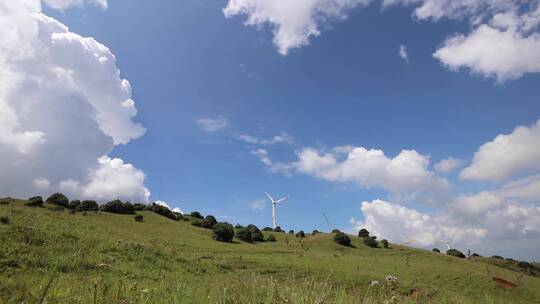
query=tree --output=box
[67,200,81,210]
[447,249,466,258]
[363,236,378,248]
[213,222,234,242]
[296,231,305,238]
[201,215,217,229]
[332,229,341,234]
[334,232,351,246]
[189,211,203,219]
[312,230,320,235]
[381,239,389,248]
[191,219,202,227]
[100,200,135,214]
[273,226,284,233]
[288,230,295,234]
[46,193,69,207]
[79,200,98,211]
[432,248,440,253]
[150,203,177,220]
[358,228,370,238]
[247,224,264,242]
[262,227,274,232]
[235,227,253,243]
[26,196,44,207]
[134,215,144,222]
[267,234,277,242]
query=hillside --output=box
[1,198,539,303]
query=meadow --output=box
[1,198,539,303]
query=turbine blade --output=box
[276,195,289,203]
[265,192,275,202]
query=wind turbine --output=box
[440,235,453,250]
[265,192,289,229]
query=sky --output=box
[1,0,540,260]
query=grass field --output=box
[1,198,539,303]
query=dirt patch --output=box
[492,277,517,290]
[409,288,421,300]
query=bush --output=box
[381,239,389,248]
[235,224,244,229]
[363,236,378,248]
[235,227,252,243]
[133,203,146,211]
[312,230,320,235]
[213,222,234,242]
[201,215,217,229]
[78,200,98,211]
[267,234,277,242]
[358,228,370,238]
[175,213,184,221]
[247,224,264,242]
[262,227,274,232]
[518,261,531,269]
[332,229,341,234]
[296,231,305,238]
[288,230,294,234]
[0,216,10,225]
[100,200,135,214]
[432,248,440,253]
[492,255,504,260]
[190,211,203,219]
[67,200,80,210]
[334,232,351,246]
[471,253,481,257]
[191,219,202,227]
[134,215,144,222]
[46,193,69,207]
[150,203,177,221]
[273,226,284,233]
[447,249,466,258]
[26,196,44,207]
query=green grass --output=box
[1,198,539,303]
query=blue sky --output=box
[3,0,540,260]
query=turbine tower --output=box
[265,192,289,229]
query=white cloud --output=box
[0,1,149,201]
[223,0,372,55]
[295,147,449,195]
[196,117,230,132]
[398,44,408,63]
[43,0,108,10]
[497,174,540,201]
[251,148,295,176]
[239,132,293,145]
[434,157,463,173]
[460,119,540,182]
[434,24,540,82]
[251,199,267,210]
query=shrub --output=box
[273,226,284,233]
[288,230,294,234]
[312,230,320,235]
[334,232,351,246]
[358,228,370,238]
[78,200,98,211]
[235,227,252,243]
[26,196,44,207]
[46,193,69,207]
[332,229,341,234]
[67,200,80,210]
[213,222,234,242]
[267,234,277,242]
[262,227,274,232]
[50,206,64,212]
[190,211,203,219]
[175,213,184,221]
[191,219,202,227]
[0,216,10,225]
[432,248,440,253]
[296,231,305,238]
[471,253,481,257]
[133,203,146,211]
[492,255,504,260]
[150,203,177,221]
[518,261,531,268]
[134,215,144,222]
[247,224,264,242]
[447,249,466,258]
[235,224,244,229]
[0,200,9,205]
[201,215,217,229]
[363,236,378,248]
[100,200,135,214]
[381,239,389,248]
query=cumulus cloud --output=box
[398,44,408,63]
[239,132,293,145]
[460,119,540,182]
[43,0,108,10]
[434,157,463,173]
[0,1,149,202]
[251,149,295,176]
[251,199,267,210]
[295,147,449,195]
[223,0,372,55]
[196,117,230,132]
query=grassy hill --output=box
[1,198,539,303]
